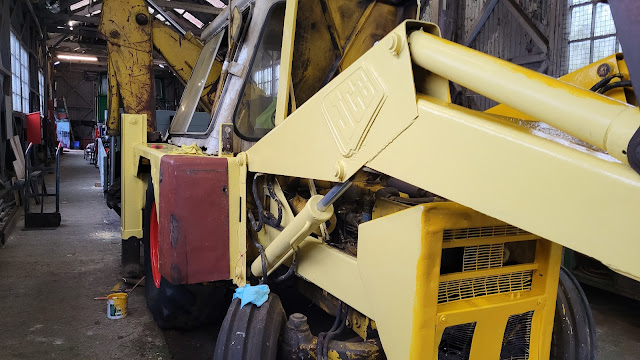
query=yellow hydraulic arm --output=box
[99,0,222,135]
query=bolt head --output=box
[135,13,149,26]
[334,161,345,181]
[110,30,120,39]
[387,33,403,56]
[289,313,308,329]
[597,63,612,78]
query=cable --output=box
[247,222,268,284]
[266,179,283,227]
[317,300,343,360]
[322,303,348,360]
[597,80,633,94]
[251,174,284,232]
[589,73,623,92]
[273,252,296,283]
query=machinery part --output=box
[281,312,386,360]
[143,177,229,329]
[407,30,640,174]
[213,293,286,360]
[550,267,597,360]
[589,73,623,92]
[597,80,633,94]
[250,194,334,277]
[99,0,156,135]
[157,155,231,284]
[121,237,141,278]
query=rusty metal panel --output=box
[159,155,230,284]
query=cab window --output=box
[233,3,286,141]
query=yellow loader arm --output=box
[246,21,640,282]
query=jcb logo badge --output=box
[322,65,386,158]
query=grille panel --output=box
[463,243,505,271]
[500,311,534,360]
[438,270,533,304]
[443,225,529,241]
[438,322,476,360]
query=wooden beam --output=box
[502,0,548,53]
[510,53,547,65]
[22,0,43,38]
[153,0,222,15]
[464,0,499,47]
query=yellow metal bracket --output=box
[120,114,148,239]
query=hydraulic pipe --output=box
[407,30,640,169]
[251,195,333,277]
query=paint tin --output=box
[107,292,128,319]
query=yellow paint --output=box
[120,114,147,239]
[99,0,155,133]
[487,54,629,118]
[227,155,247,286]
[407,30,640,167]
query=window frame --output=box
[10,30,30,113]
[231,1,286,142]
[565,0,619,73]
[39,71,45,116]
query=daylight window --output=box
[565,0,619,73]
[10,31,30,113]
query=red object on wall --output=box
[26,112,42,145]
[158,155,230,285]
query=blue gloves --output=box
[233,284,270,308]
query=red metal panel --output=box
[26,112,42,145]
[158,155,230,284]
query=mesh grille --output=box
[438,322,476,360]
[438,270,533,304]
[443,226,529,241]
[500,311,534,360]
[463,244,505,271]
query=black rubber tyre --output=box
[213,293,286,360]
[550,266,597,360]
[143,177,229,329]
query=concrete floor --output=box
[0,150,169,359]
[0,149,639,359]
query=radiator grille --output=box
[438,270,533,304]
[500,311,534,360]
[443,225,529,241]
[463,243,505,271]
[438,322,476,360]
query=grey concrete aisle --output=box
[0,150,169,359]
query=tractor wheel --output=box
[550,266,597,360]
[213,293,286,360]
[143,177,229,329]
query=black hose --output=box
[323,304,348,360]
[589,73,623,92]
[251,174,284,232]
[251,174,264,232]
[597,80,633,94]
[272,252,296,283]
[317,300,343,360]
[266,179,283,227]
[247,222,268,284]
